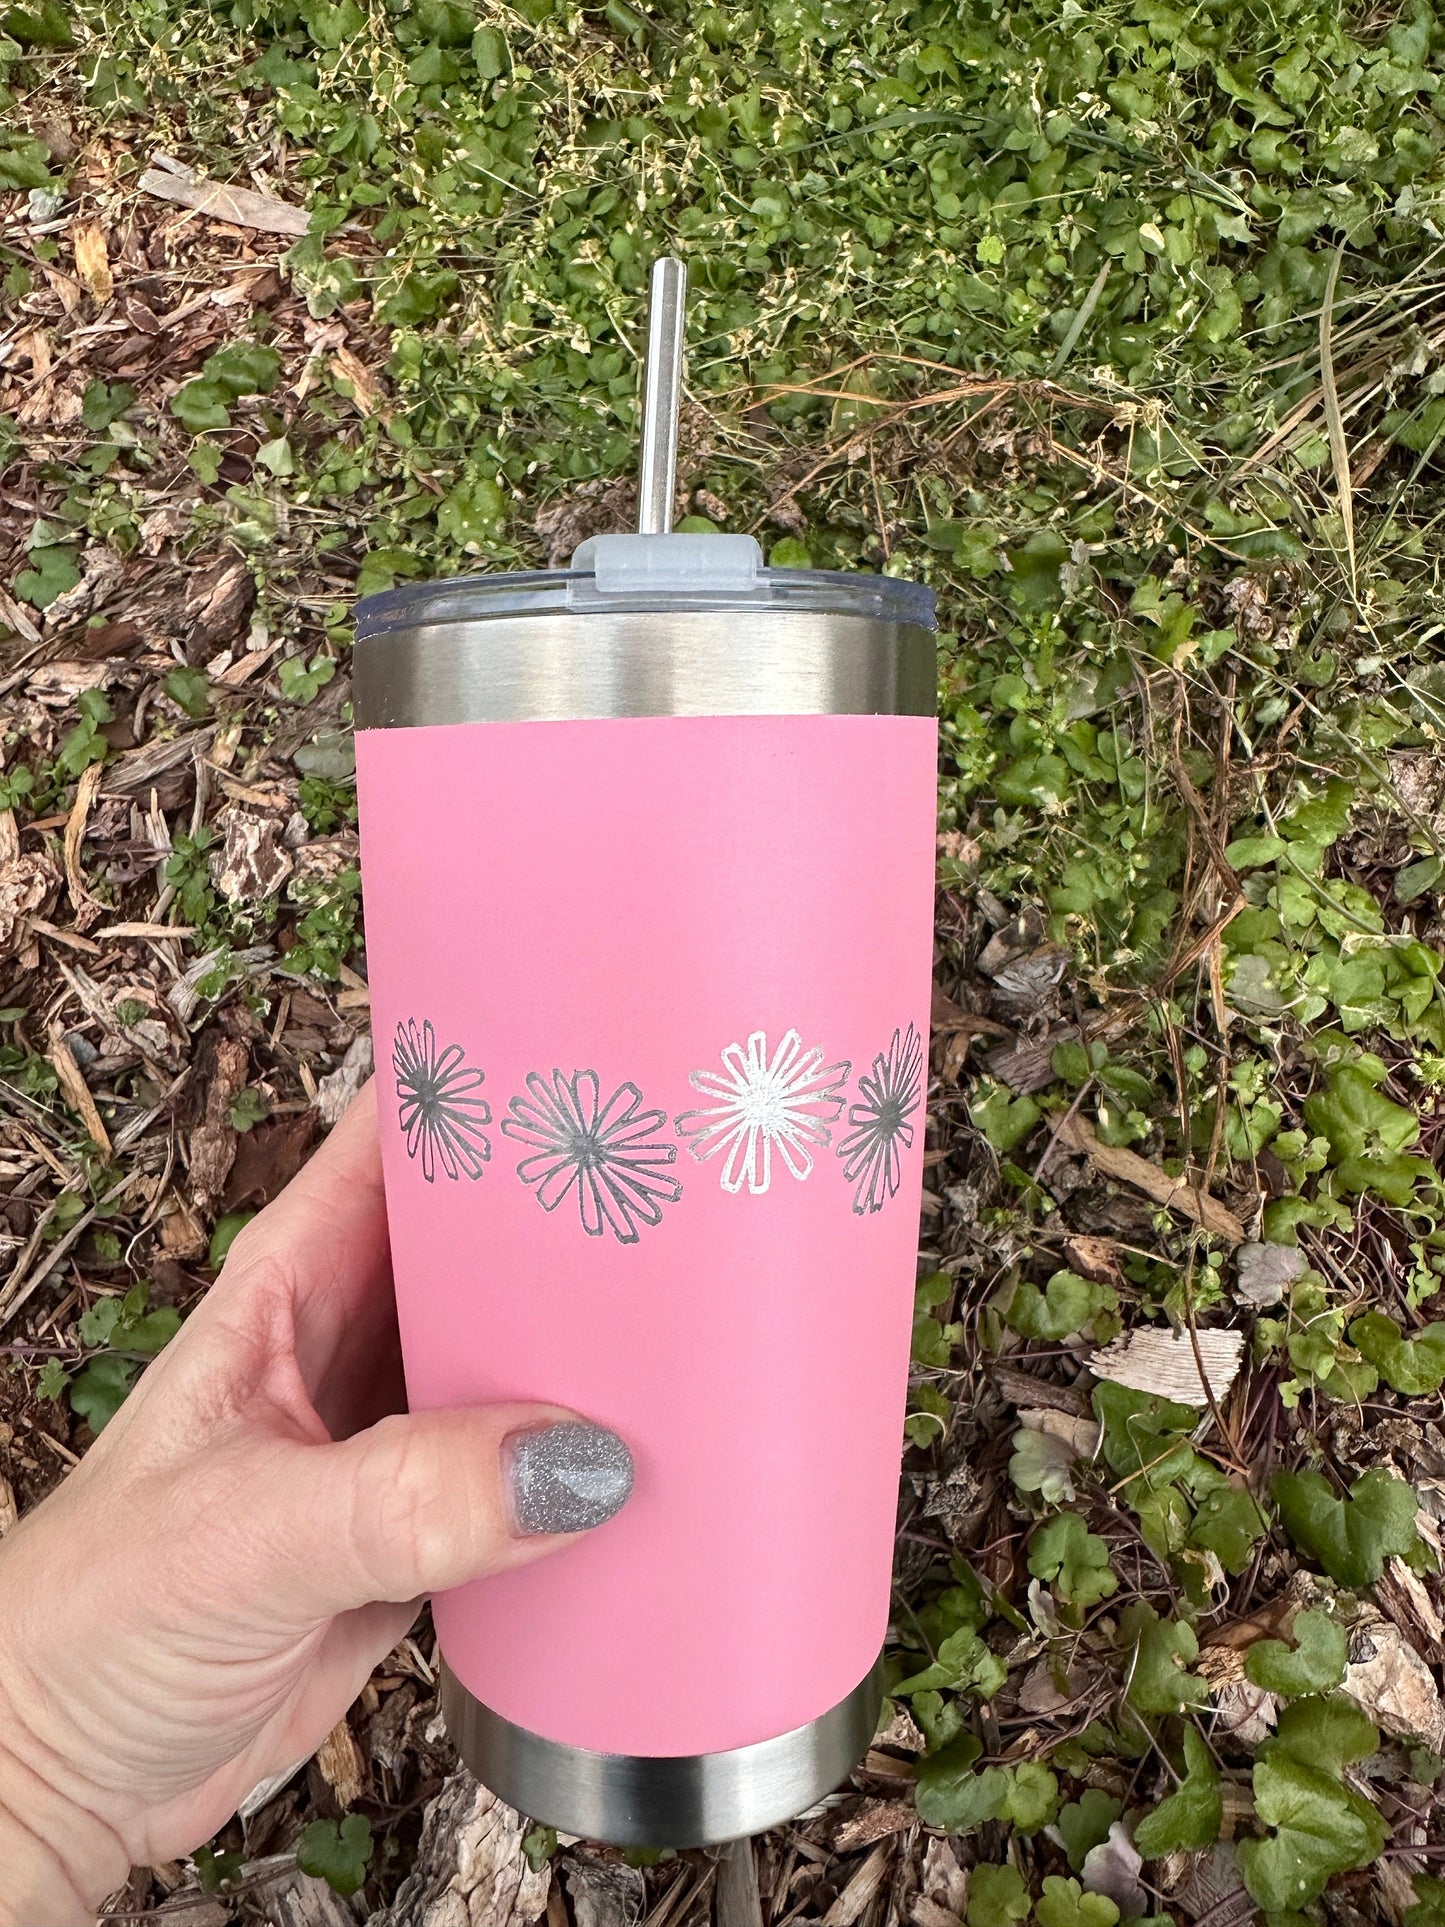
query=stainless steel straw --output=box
[636,256,687,535]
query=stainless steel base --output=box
[439,1657,884,1847]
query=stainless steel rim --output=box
[354,611,935,727]
[439,1657,884,1847]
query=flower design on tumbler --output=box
[393,1018,492,1184]
[837,1022,925,1215]
[675,1028,851,1195]
[502,1070,682,1244]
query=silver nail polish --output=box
[506,1421,634,1536]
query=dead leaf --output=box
[1053,1114,1248,1243]
[1019,1405,1101,1459]
[17,327,50,383]
[0,1472,16,1536]
[1160,1846,1253,1927]
[1235,1240,1306,1308]
[331,344,389,419]
[1196,1643,1279,1746]
[1088,1326,1245,1407]
[1064,1233,1124,1284]
[930,983,1008,1038]
[873,1702,925,1755]
[70,220,113,305]
[48,1026,112,1155]
[158,1194,207,1261]
[1081,1822,1148,1919]
[63,760,105,931]
[224,1112,319,1210]
[138,154,311,236]
[0,841,61,959]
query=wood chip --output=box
[185,1033,248,1211]
[1088,1325,1245,1407]
[314,1716,367,1808]
[102,725,216,796]
[833,1800,917,1853]
[564,1860,644,1927]
[24,914,103,954]
[1343,1609,1445,1749]
[262,1867,358,1927]
[0,1472,17,1536]
[48,1024,112,1156]
[1053,1114,1248,1243]
[991,1362,1089,1416]
[822,1842,893,1927]
[717,1841,764,1927]
[70,219,113,305]
[920,1837,968,1916]
[987,1024,1080,1094]
[138,153,311,236]
[1378,1555,1445,1650]
[0,585,42,645]
[316,1033,373,1125]
[911,1899,960,1927]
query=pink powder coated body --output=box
[355,711,937,1758]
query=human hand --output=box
[0,1082,633,1924]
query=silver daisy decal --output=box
[502,1070,682,1244]
[675,1028,851,1195]
[837,1022,925,1214]
[393,1018,492,1183]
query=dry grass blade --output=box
[1053,1114,1248,1243]
[1320,243,1356,596]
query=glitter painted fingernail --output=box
[504,1420,635,1536]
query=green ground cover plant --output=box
[2,0,1445,1912]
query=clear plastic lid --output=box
[355,557,936,641]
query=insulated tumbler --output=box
[352,261,938,1846]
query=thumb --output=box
[283,1405,635,1616]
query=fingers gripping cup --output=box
[353,259,938,1846]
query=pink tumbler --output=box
[352,260,938,1845]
